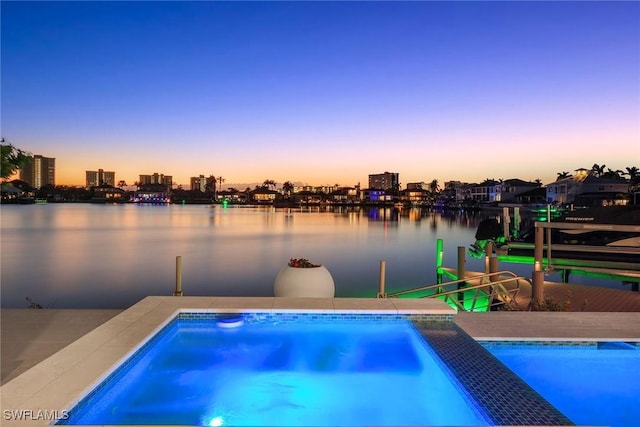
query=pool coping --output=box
[0,296,456,427]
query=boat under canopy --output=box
[471,205,640,267]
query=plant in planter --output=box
[274,257,335,297]
[288,258,321,268]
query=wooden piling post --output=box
[502,207,510,241]
[484,241,493,274]
[532,270,544,306]
[534,226,544,268]
[174,256,183,296]
[377,260,386,298]
[531,227,544,303]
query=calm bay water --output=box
[0,204,614,309]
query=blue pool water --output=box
[63,317,490,426]
[486,342,640,427]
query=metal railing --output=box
[386,270,531,312]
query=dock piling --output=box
[532,227,545,302]
[484,242,493,274]
[502,207,511,241]
[377,260,387,298]
[174,256,183,296]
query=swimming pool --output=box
[54,310,576,427]
[485,341,640,427]
[61,314,490,426]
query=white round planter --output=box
[274,265,335,297]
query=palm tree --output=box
[263,179,276,190]
[429,179,440,194]
[624,166,640,193]
[480,178,498,186]
[602,168,624,180]
[591,163,606,177]
[556,171,571,180]
[282,181,294,199]
[624,166,639,184]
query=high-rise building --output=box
[86,169,115,187]
[190,175,206,192]
[19,155,55,189]
[138,173,173,187]
[191,175,217,192]
[368,171,399,191]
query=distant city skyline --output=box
[2,1,638,187]
[10,151,638,191]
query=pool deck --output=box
[1,297,639,426]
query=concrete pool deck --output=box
[1,297,639,426]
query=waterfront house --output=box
[490,179,542,203]
[291,190,323,205]
[546,169,630,206]
[364,188,392,203]
[90,185,127,202]
[251,188,279,204]
[329,187,360,204]
[456,182,491,203]
[1,181,34,203]
[514,187,547,204]
[132,183,170,203]
[216,188,248,204]
[400,187,430,205]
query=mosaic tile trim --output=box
[479,340,598,348]
[479,340,640,350]
[413,321,574,426]
[57,318,179,425]
[177,311,453,323]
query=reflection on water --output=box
[4,204,604,309]
[1,204,492,308]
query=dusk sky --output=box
[2,1,638,188]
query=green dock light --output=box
[436,239,444,268]
[436,239,444,284]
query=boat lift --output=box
[529,221,640,297]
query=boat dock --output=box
[438,267,640,312]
